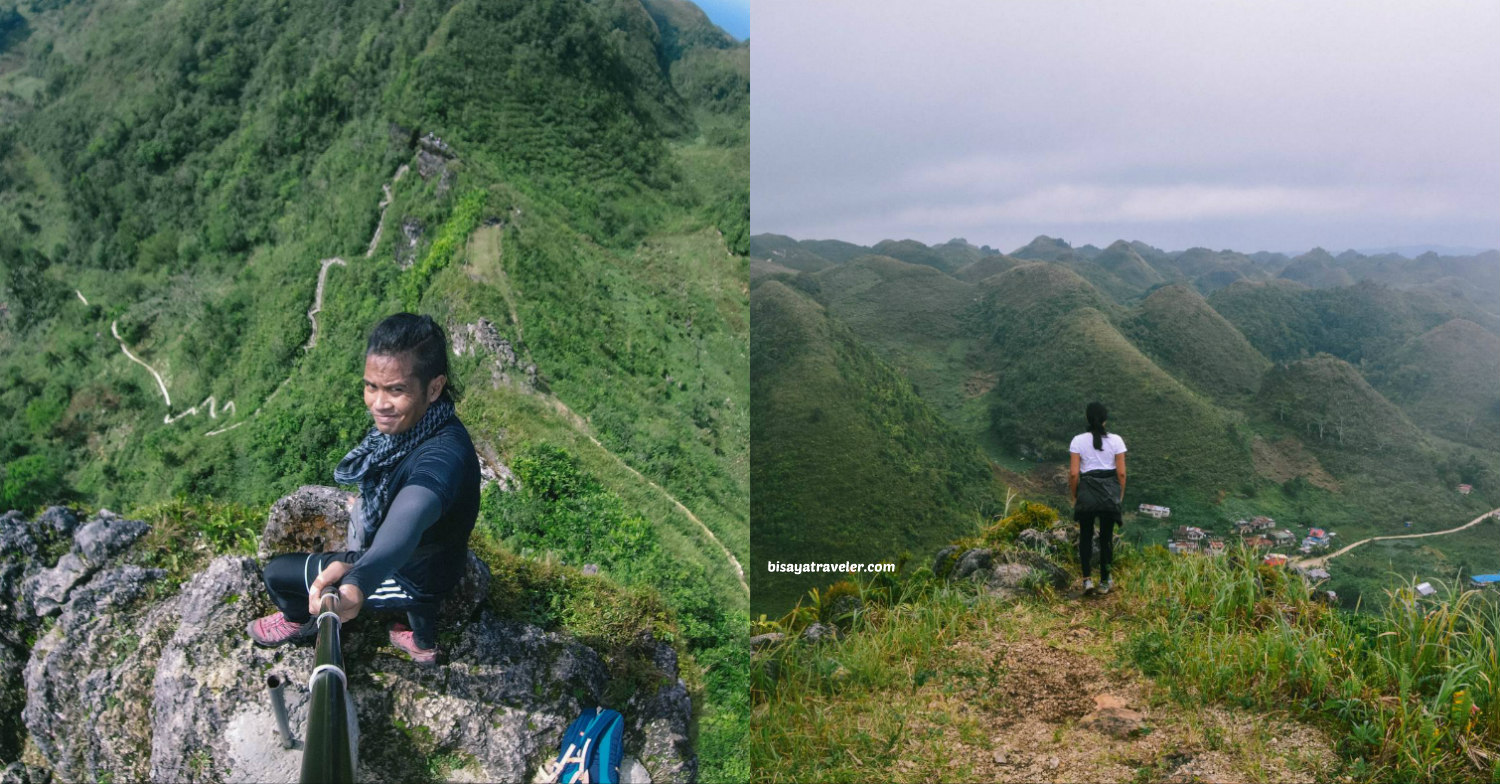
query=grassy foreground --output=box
[752,520,1500,783]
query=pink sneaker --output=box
[389,622,439,666]
[247,612,316,647]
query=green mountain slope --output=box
[1373,319,1500,450]
[0,0,748,777]
[1122,283,1270,401]
[798,238,871,264]
[983,302,1253,506]
[749,232,1500,610]
[810,255,980,419]
[749,233,836,272]
[952,253,1021,283]
[750,280,999,614]
[869,238,957,273]
[1093,240,1164,292]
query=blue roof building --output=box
[1471,575,1500,586]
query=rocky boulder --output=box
[931,545,960,579]
[22,510,141,619]
[986,563,1035,594]
[451,317,540,391]
[396,217,423,269]
[994,549,1071,590]
[801,622,838,644]
[749,633,785,652]
[951,548,993,581]
[257,485,354,559]
[4,498,694,784]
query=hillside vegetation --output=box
[750,281,1001,614]
[752,514,1500,783]
[750,233,1500,614]
[0,0,748,778]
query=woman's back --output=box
[1070,431,1126,473]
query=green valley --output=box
[750,233,1500,615]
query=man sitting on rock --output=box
[247,313,481,665]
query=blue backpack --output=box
[538,707,624,784]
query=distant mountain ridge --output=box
[751,231,1500,614]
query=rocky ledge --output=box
[0,489,692,783]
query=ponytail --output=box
[1086,401,1108,451]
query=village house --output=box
[1174,526,1208,542]
[1167,539,1201,555]
[1472,574,1500,588]
[1263,553,1289,567]
[1459,484,1473,495]
[1207,539,1227,556]
[1139,504,1171,519]
[1270,529,1295,545]
[1231,515,1275,535]
[1301,527,1332,553]
[1416,582,1436,597]
[1243,535,1274,549]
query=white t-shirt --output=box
[1070,432,1126,473]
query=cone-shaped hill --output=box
[1122,284,1270,401]
[973,262,1114,344]
[982,300,1253,505]
[931,237,996,270]
[871,238,960,273]
[751,233,837,272]
[1279,248,1356,288]
[1257,354,1435,481]
[811,254,983,423]
[750,281,998,614]
[800,238,872,264]
[953,253,1023,283]
[1011,235,1079,262]
[1093,240,1166,291]
[1377,319,1500,449]
[1212,279,1490,365]
[814,255,976,343]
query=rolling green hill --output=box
[749,280,1000,614]
[748,233,836,272]
[1121,283,1270,401]
[952,252,1021,283]
[1374,319,1500,450]
[869,238,958,273]
[751,232,1500,611]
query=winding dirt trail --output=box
[101,159,748,590]
[110,319,174,413]
[544,394,748,593]
[1297,506,1500,569]
[303,257,346,350]
[473,226,747,592]
[365,164,408,258]
[109,163,410,434]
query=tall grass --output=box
[751,574,996,783]
[1123,545,1500,781]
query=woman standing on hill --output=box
[1069,402,1126,594]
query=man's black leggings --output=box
[1076,510,1120,581]
[261,551,442,649]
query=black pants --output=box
[1076,510,1119,581]
[261,551,442,649]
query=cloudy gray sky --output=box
[751,1,1500,255]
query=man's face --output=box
[363,353,443,435]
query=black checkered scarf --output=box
[333,397,456,545]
